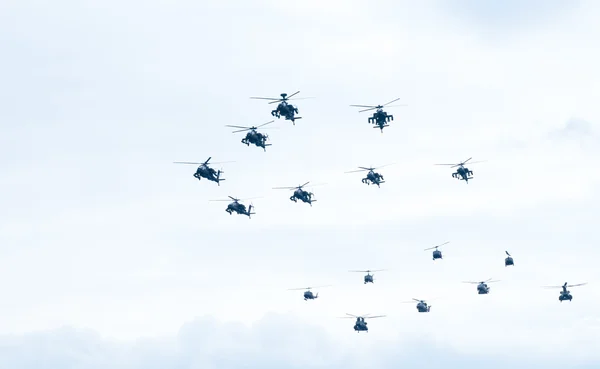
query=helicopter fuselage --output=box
[226,201,253,217]
[477,283,490,294]
[453,166,473,182]
[432,250,442,260]
[272,102,299,122]
[291,189,314,205]
[416,302,431,312]
[353,318,368,332]
[194,165,222,184]
[363,171,384,186]
[303,291,317,300]
[559,290,573,301]
[364,274,374,284]
[242,130,270,150]
[505,257,514,266]
[368,109,393,131]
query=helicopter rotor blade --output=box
[373,163,395,170]
[345,168,369,173]
[358,166,373,170]
[250,97,280,101]
[231,128,252,133]
[300,181,310,188]
[505,251,511,256]
[358,107,379,113]
[462,281,480,284]
[434,163,459,166]
[382,98,400,106]
[345,313,359,318]
[173,162,203,165]
[364,315,386,319]
[225,125,252,129]
[568,283,588,288]
[257,120,275,128]
[350,104,378,108]
[424,241,449,251]
[287,91,300,99]
[272,187,297,190]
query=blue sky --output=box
[1,0,600,367]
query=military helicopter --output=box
[350,97,406,132]
[272,181,319,206]
[339,313,386,333]
[504,251,514,266]
[348,269,386,284]
[462,278,500,294]
[209,196,257,218]
[542,282,587,302]
[401,298,432,313]
[250,91,306,124]
[424,241,449,261]
[344,164,394,187]
[287,285,330,301]
[225,121,275,151]
[173,157,232,186]
[434,157,484,183]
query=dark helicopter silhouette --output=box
[424,241,449,261]
[345,164,394,187]
[339,313,386,333]
[210,196,257,218]
[348,269,386,284]
[543,282,587,302]
[402,298,432,313]
[505,251,514,267]
[273,181,324,206]
[173,157,232,186]
[463,278,500,295]
[225,121,276,151]
[350,97,407,132]
[288,285,330,301]
[250,91,309,124]
[435,157,484,183]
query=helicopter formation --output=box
[173,90,590,333]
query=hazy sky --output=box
[1,0,599,367]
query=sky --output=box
[1,0,600,367]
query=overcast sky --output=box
[1,0,600,368]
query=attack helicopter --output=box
[339,313,386,333]
[225,121,275,151]
[542,282,587,302]
[250,91,306,124]
[434,157,484,183]
[172,157,232,186]
[350,97,406,132]
[505,251,514,266]
[463,278,500,294]
[424,241,449,261]
[209,196,256,218]
[272,181,319,206]
[344,164,394,187]
[288,285,330,301]
[348,269,386,284]
[402,298,432,313]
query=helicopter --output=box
[542,282,587,302]
[172,157,232,186]
[424,241,449,261]
[288,285,330,301]
[463,278,500,294]
[505,251,514,266]
[350,97,406,132]
[225,121,275,151]
[434,157,484,183]
[344,164,394,187]
[209,196,256,218]
[401,298,432,313]
[272,181,318,206]
[348,269,386,284]
[250,91,305,124]
[339,313,386,333]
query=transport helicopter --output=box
[350,98,406,132]
[272,181,319,206]
[173,157,232,185]
[225,121,275,151]
[462,278,500,294]
[287,285,330,301]
[542,282,587,302]
[424,241,449,261]
[209,196,257,218]
[339,313,386,333]
[505,251,514,266]
[344,164,394,187]
[401,298,432,313]
[348,269,386,284]
[434,157,484,183]
[250,91,308,124]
